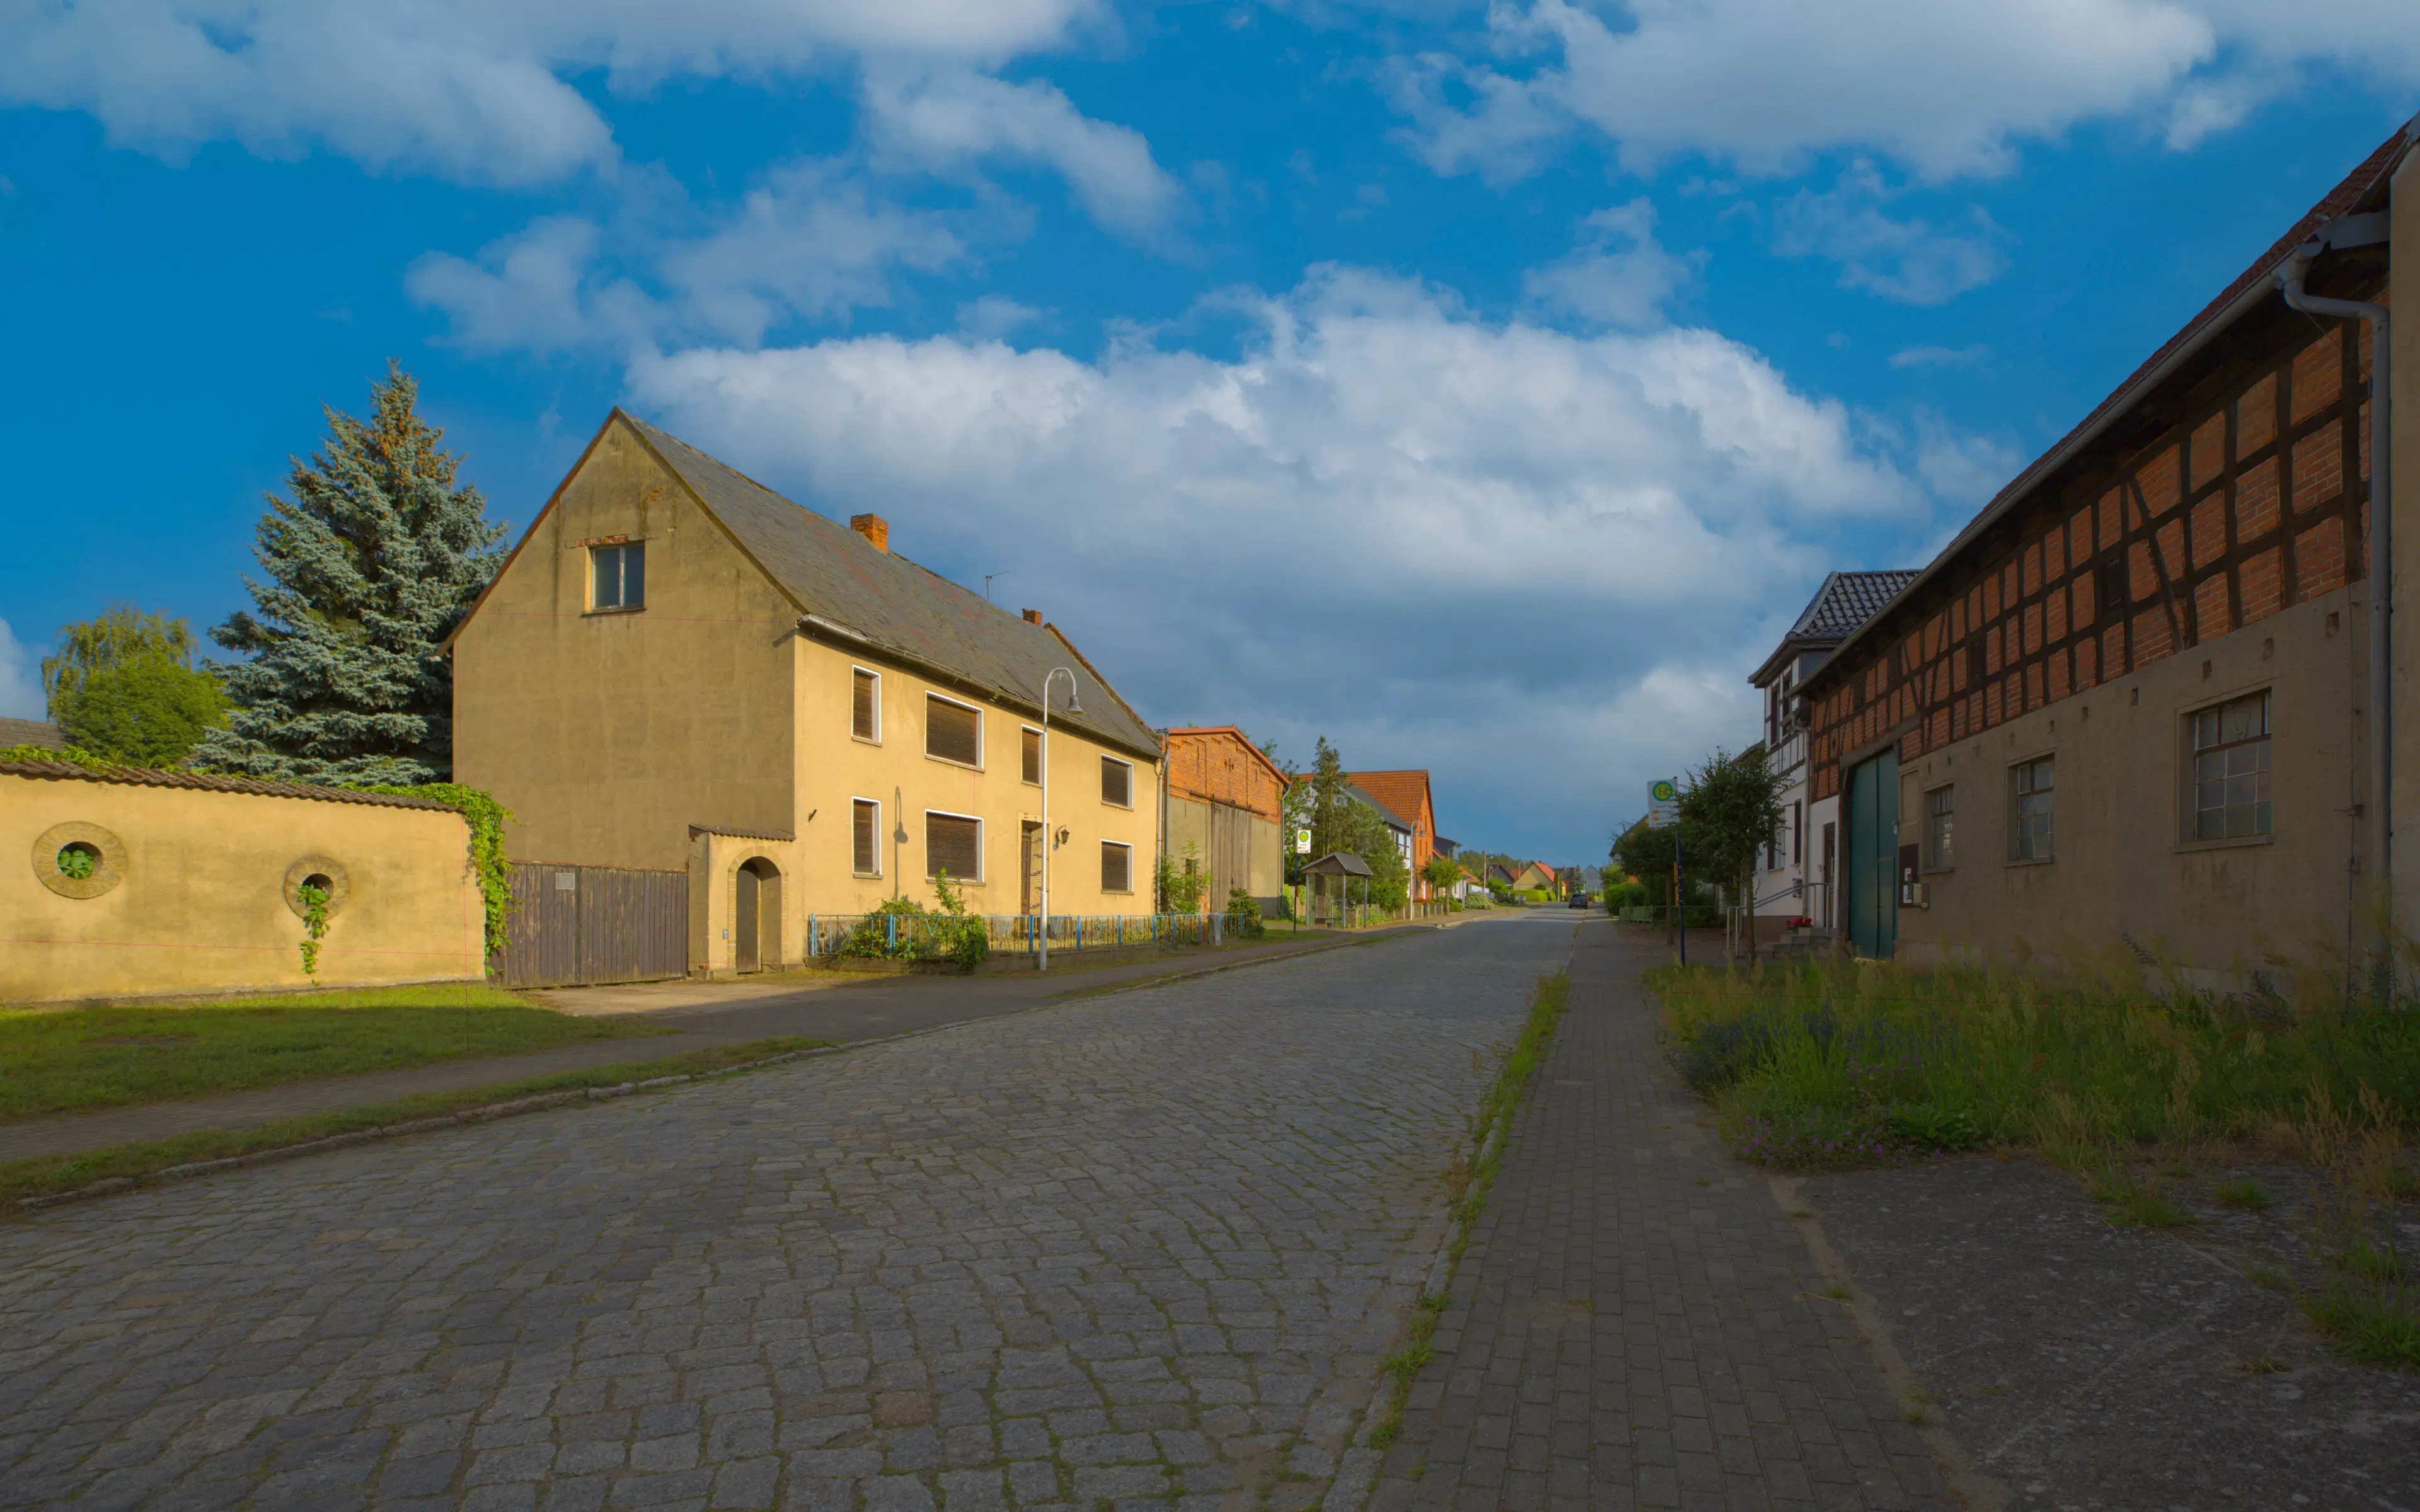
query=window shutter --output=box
[853,801,878,874]
[1101,757,1131,806]
[1022,728,1042,784]
[926,697,980,765]
[853,670,877,740]
[927,814,980,880]
[1101,842,1131,892]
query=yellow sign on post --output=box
[1648,779,1680,828]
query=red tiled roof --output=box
[1343,770,1432,830]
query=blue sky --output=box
[2,1,2414,864]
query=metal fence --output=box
[493,862,689,988]
[804,911,1252,961]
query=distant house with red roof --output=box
[1344,769,1438,899]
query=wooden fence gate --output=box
[1207,802,1253,911]
[492,862,689,988]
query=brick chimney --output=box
[849,513,889,552]
[1022,609,1042,625]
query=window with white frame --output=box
[2011,758,2053,862]
[925,811,981,881]
[2188,690,2271,841]
[925,694,981,767]
[1100,755,1132,807]
[591,542,645,611]
[851,799,880,877]
[851,668,880,742]
[1022,726,1042,784]
[1101,840,1132,893]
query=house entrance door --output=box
[734,863,760,973]
[1843,753,1898,959]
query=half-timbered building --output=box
[1800,120,2417,985]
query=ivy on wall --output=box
[360,782,515,959]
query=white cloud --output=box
[1523,198,1698,328]
[0,620,45,721]
[860,67,1184,238]
[1388,0,2420,183]
[408,163,971,351]
[0,0,1104,185]
[1890,344,1992,370]
[611,266,1968,851]
[1772,167,2008,304]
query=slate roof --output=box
[622,413,1162,762]
[1788,571,1922,639]
[0,759,462,811]
[0,717,65,749]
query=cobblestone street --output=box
[0,918,1572,1512]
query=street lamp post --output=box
[1037,667,1080,971]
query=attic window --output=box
[592,542,645,612]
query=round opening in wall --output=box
[284,856,352,919]
[33,822,125,899]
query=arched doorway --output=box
[735,857,782,972]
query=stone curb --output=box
[14,1046,827,1213]
[11,920,1464,1216]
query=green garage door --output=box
[1843,751,1898,959]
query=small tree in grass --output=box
[1678,747,1788,965]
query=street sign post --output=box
[1647,779,1685,965]
[1295,828,1312,854]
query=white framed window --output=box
[925,693,982,767]
[1101,840,1133,893]
[925,810,982,882]
[851,798,881,877]
[1926,786,1954,869]
[1022,726,1042,785]
[851,667,881,743]
[2011,758,2054,862]
[2187,690,2271,841]
[591,541,645,612]
[1101,755,1134,807]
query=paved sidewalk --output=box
[0,922,1451,1166]
[1368,922,1957,1511]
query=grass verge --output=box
[0,984,672,1122]
[1654,956,2420,1169]
[1369,970,1570,1451]
[1,1036,826,1214]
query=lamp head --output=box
[1066,687,1082,713]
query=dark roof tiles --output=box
[0,717,66,750]
[625,415,1161,760]
[0,759,463,811]
[1789,571,1923,639]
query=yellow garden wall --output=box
[1,772,487,1005]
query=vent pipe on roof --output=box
[2279,217,2392,981]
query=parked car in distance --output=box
[1568,892,1591,909]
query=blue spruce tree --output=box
[197,365,505,784]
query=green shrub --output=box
[1226,888,1265,939]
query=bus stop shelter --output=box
[1302,852,1373,927]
